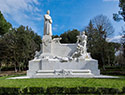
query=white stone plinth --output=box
[27,59,100,78]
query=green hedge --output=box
[96,87,120,94]
[0,87,19,94]
[123,87,125,93]
[0,87,124,94]
[100,65,125,75]
[101,71,125,75]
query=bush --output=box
[1,66,15,71]
[66,87,79,94]
[19,87,44,94]
[96,87,120,94]
[78,87,96,94]
[46,87,66,94]
[101,65,125,75]
[46,87,96,94]
[101,71,125,75]
[28,87,44,94]
[19,87,28,94]
[0,87,124,94]
[122,87,125,94]
[0,87,19,94]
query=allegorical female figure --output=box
[44,10,52,36]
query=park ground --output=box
[0,71,124,91]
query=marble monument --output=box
[27,10,100,78]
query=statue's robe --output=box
[44,14,52,36]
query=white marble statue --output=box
[77,31,87,54]
[81,31,87,54]
[44,10,52,36]
[27,11,100,78]
[72,31,92,59]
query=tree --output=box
[113,0,125,65]
[117,27,125,66]
[113,0,125,21]
[85,20,95,52]
[85,15,115,68]
[0,11,12,36]
[121,27,125,57]
[52,35,60,39]
[0,11,42,72]
[92,15,114,38]
[0,25,42,72]
[60,29,80,43]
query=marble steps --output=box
[33,69,94,78]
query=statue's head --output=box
[47,10,50,15]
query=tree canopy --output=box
[60,29,80,43]
[113,0,125,66]
[113,0,125,21]
[0,11,12,36]
[0,26,42,71]
[0,12,42,72]
[85,15,117,68]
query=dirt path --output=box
[0,71,26,77]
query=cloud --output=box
[53,24,65,32]
[53,24,58,31]
[0,0,42,33]
[107,35,122,42]
[103,0,118,2]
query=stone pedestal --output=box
[27,59,100,78]
[42,35,52,54]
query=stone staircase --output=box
[33,69,94,78]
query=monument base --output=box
[27,58,100,78]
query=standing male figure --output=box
[44,10,52,36]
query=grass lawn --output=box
[0,76,125,91]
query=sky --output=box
[0,0,124,42]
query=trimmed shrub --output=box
[28,87,44,94]
[0,87,124,94]
[122,87,125,94]
[61,87,70,94]
[46,87,96,94]
[78,87,96,94]
[96,87,120,94]
[0,87,19,94]
[65,87,79,94]
[19,87,28,94]
[46,87,65,94]
[100,65,125,75]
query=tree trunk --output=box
[101,53,105,70]
[0,63,1,73]
[19,64,21,72]
[14,63,17,72]
[0,67,1,73]
[108,56,110,65]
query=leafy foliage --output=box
[0,25,42,72]
[85,15,117,68]
[60,29,80,43]
[0,11,12,36]
[113,0,125,66]
[113,0,125,21]
[0,86,123,94]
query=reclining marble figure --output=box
[27,10,100,78]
